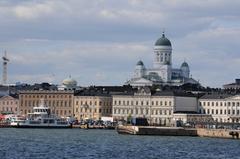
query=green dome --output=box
[181,61,189,68]
[155,33,171,46]
[136,60,144,66]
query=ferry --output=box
[10,100,72,128]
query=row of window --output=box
[0,107,17,112]
[75,108,112,114]
[21,100,72,107]
[21,94,72,99]
[114,100,172,107]
[75,100,111,106]
[200,101,240,107]
[199,108,240,115]
[0,101,18,105]
[156,52,170,63]
[113,108,172,115]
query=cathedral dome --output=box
[155,33,171,46]
[62,76,77,88]
[136,60,144,66]
[181,61,189,68]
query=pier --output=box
[117,126,240,139]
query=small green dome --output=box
[181,61,189,68]
[155,33,171,46]
[136,60,144,66]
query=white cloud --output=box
[13,3,53,20]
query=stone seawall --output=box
[117,126,198,136]
[117,126,240,139]
[196,128,240,139]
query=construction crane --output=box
[2,50,9,85]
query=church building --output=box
[125,32,199,86]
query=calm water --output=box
[0,128,240,159]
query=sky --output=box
[0,0,240,88]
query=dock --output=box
[117,126,240,139]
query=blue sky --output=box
[0,0,240,87]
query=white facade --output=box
[126,33,198,86]
[199,94,240,123]
[112,87,198,126]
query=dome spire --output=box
[162,32,165,38]
[162,28,165,38]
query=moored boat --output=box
[10,100,72,128]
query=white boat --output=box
[10,100,72,128]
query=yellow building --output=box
[74,93,112,121]
[0,95,19,114]
[19,90,74,117]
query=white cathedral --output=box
[125,32,199,86]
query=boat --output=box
[10,100,72,128]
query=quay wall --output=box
[117,126,198,136]
[117,126,240,139]
[137,127,197,136]
[196,128,240,139]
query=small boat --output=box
[10,99,72,128]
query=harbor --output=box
[1,128,240,159]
